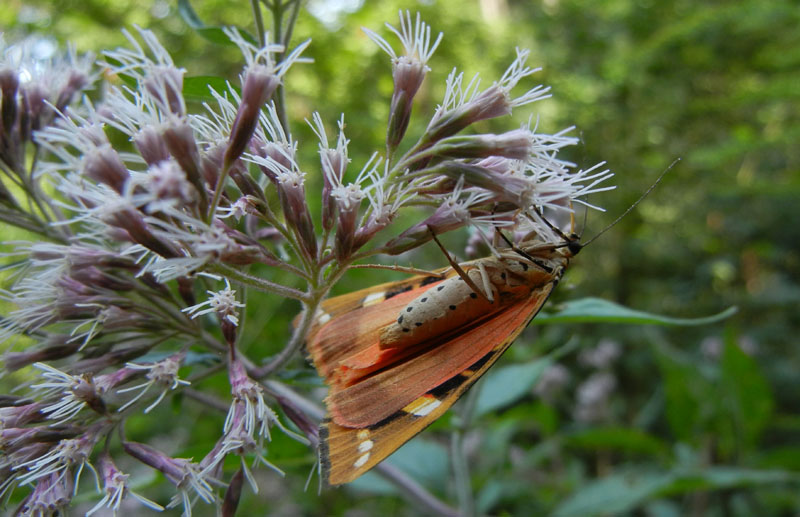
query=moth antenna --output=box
[581,158,679,248]
[428,227,490,302]
[579,203,589,238]
[496,228,541,263]
[526,208,573,245]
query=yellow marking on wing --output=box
[403,394,442,417]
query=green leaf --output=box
[177,0,251,45]
[564,427,669,457]
[553,467,799,516]
[535,298,738,326]
[474,357,552,417]
[183,75,235,103]
[348,439,449,495]
[720,331,773,447]
[553,470,674,517]
[656,348,706,442]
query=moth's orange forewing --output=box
[318,284,555,485]
[306,241,572,485]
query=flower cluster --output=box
[0,10,613,514]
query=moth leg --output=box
[428,227,490,302]
[349,263,446,278]
[476,261,496,303]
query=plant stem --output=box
[212,263,308,301]
[452,382,481,517]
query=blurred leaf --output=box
[720,330,773,447]
[184,75,236,103]
[656,348,705,442]
[348,438,449,495]
[177,0,248,45]
[536,298,738,326]
[473,338,578,417]
[553,470,674,517]
[474,357,552,417]
[554,467,798,516]
[564,427,669,457]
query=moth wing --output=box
[306,275,447,379]
[326,283,555,428]
[311,272,447,325]
[320,283,555,485]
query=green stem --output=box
[212,263,308,301]
[452,382,481,517]
[251,0,266,44]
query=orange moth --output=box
[306,230,582,485]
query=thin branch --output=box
[212,263,308,301]
[451,382,481,517]
[375,463,460,517]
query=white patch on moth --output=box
[316,311,331,324]
[357,429,370,440]
[358,440,374,453]
[361,292,385,306]
[354,452,370,468]
[406,396,442,417]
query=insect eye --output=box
[567,240,583,256]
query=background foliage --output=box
[3,0,798,515]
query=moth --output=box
[306,228,582,485]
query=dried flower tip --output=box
[0,403,46,428]
[308,113,350,231]
[123,440,216,511]
[117,353,190,413]
[86,453,164,516]
[14,425,104,486]
[183,279,245,328]
[333,183,365,260]
[104,26,186,116]
[427,49,550,142]
[365,11,443,149]
[16,472,73,516]
[222,27,310,167]
[30,363,107,423]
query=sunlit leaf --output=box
[535,298,738,326]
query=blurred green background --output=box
[3,0,798,515]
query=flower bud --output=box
[162,122,207,209]
[134,126,171,166]
[435,161,534,209]
[276,171,317,259]
[321,148,347,231]
[83,145,129,194]
[0,68,19,137]
[3,335,80,372]
[123,441,186,484]
[431,129,533,161]
[104,206,179,258]
[333,184,363,260]
[224,65,280,167]
[55,70,89,113]
[144,66,184,117]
